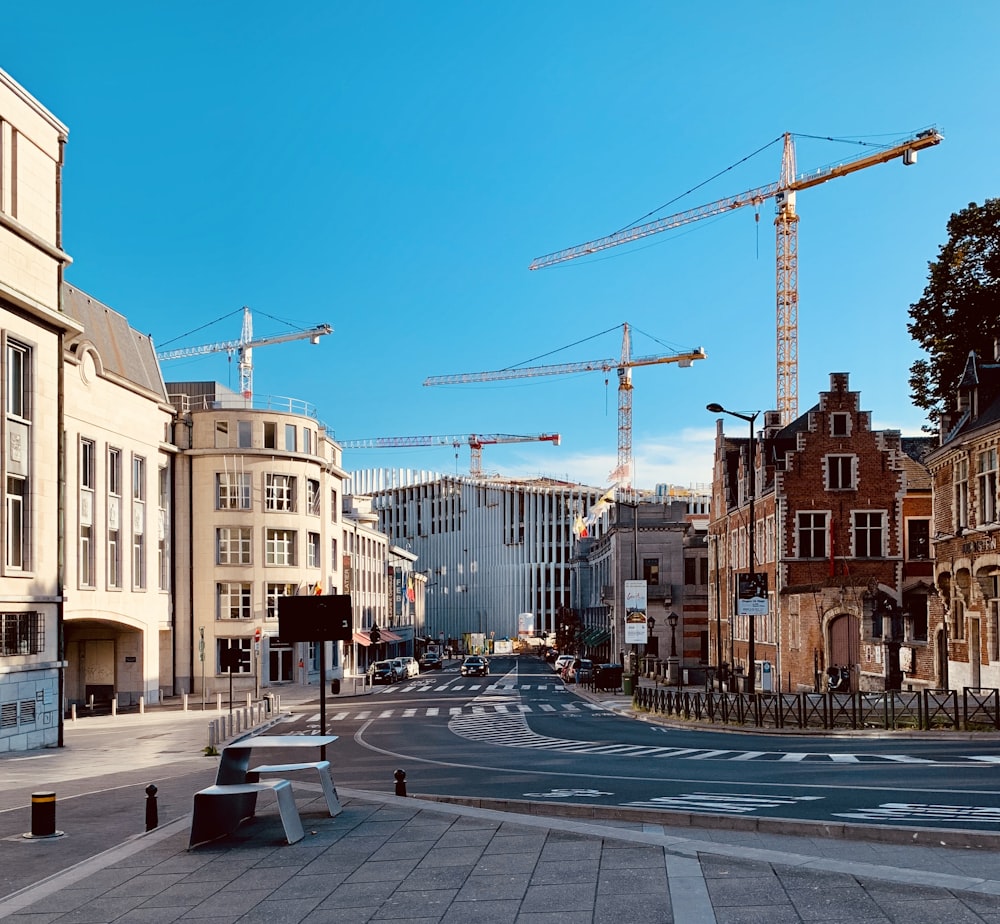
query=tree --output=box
[907,198,1000,427]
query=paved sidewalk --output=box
[2,674,1000,922]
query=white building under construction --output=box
[349,469,605,646]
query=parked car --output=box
[389,658,406,681]
[368,660,397,685]
[553,654,575,674]
[566,658,594,684]
[461,656,489,677]
[399,656,420,678]
[419,652,443,670]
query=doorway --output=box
[269,645,293,683]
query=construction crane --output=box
[423,323,706,486]
[529,128,943,424]
[340,432,561,476]
[156,306,333,401]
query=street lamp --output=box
[666,610,679,685]
[707,402,760,695]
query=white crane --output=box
[156,306,333,400]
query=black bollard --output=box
[145,784,159,831]
[27,791,60,838]
[393,769,407,797]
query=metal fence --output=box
[632,686,1000,732]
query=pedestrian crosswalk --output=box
[366,681,562,694]
[303,702,605,723]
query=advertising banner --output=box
[517,612,534,637]
[624,579,648,644]
[737,573,769,616]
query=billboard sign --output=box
[624,579,648,644]
[737,573,769,616]
[517,612,534,637]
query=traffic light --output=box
[370,624,381,645]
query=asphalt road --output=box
[291,655,1000,833]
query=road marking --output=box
[834,802,1000,824]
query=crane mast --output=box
[156,306,333,401]
[424,323,706,486]
[340,432,561,476]
[529,128,943,423]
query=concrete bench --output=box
[247,759,342,817]
[189,780,304,848]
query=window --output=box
[908,602,928,642]
[307,479,321,516]
[831,413,850,437]
[955,457,969,530]
[827,455,854,490]
[643,558,659,585]
[217,582,252,619]
[5,476,27,570]
[266,529,296,566]
[108,448,122,588]
[216,637,252,674]
[237,420,252,448]
[906,519,930,561]
[308,532,321,568]
[265,474,296,511]
[303,428,312,454]
[216,472,251,510]
[331,536,338,570]
[217,527,252,564]
[331,488,339,522]
[158,467,170,591]
[215,420,229,448]
[132,455,146,589]
[79,439,95,587]
[978,448,998,525]
[5,340,28,419]
[854,511,884,558]
[285,424,297,451]
[0,612,44,656]
[797,512,827,558]
[265,582,296,619]
[264,421,277,449]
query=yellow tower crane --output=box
[340,432,562,476]
[423,323,705,486]
[156,306,333,401]
[529,128,943,424]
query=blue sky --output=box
[5,3,996,489]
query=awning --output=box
[352,628,404,646]
[587,630,611,646]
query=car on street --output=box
[389,658,407,681]
[399,656,420,678]
[565,658,593,684]
[553,654,575,674]
[419,652,443,670]
[368,660,398,685]
[461,656,489,677]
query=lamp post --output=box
[707,403,760,695]
[666,610,679,685]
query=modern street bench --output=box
[246,759,342,816]
[189,780,304,848]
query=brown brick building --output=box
[708,373,936,693]
[925,344,1000,692]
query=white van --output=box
[399,656,420,678]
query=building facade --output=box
[0,68,77,750]
[708,373,936,693]
[351,469,603,646]
[62,284,176,709]
[926,345,1000,692]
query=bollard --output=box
[139,695,145,714]
[182,692,189,711]
[246,692,252,708]
[394,769,407,797]
[111,697,118,717]
[145,784,158,831]
[70,703,77,722]
[88,694,94,711]
[216,693,222,712]
[26,791,62,838]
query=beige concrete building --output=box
[0,67,78,750]
[61,284,176,709]
[168,384,351,699]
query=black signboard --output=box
[279,594,353,642]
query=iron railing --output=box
[631,686,1000,732]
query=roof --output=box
[62,283,167,400]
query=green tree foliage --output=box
[908,199,1000,427]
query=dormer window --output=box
[831,413,850,437]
